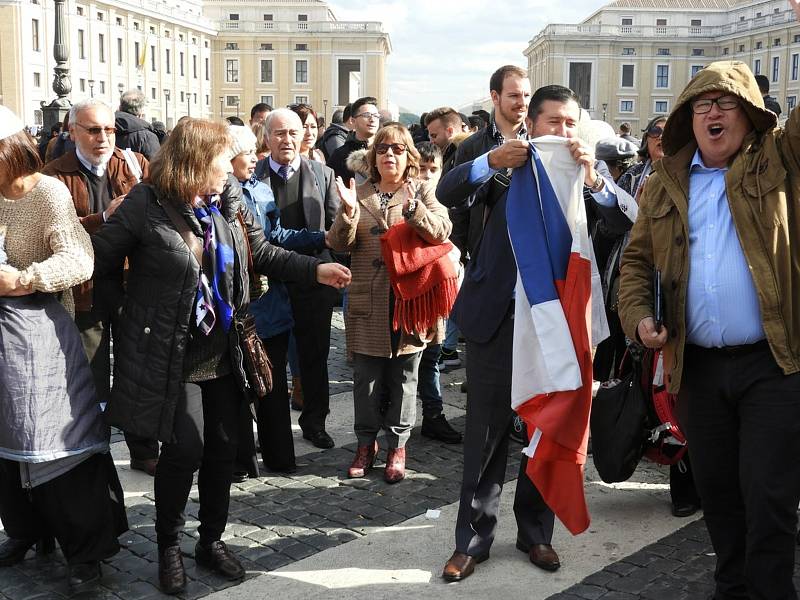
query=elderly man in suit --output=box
[259,108,340,449]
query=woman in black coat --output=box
[91,118,350,595]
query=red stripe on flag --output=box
[516,252,593,535]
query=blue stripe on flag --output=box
[506,144,572,306]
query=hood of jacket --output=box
[345,148,370,177]
[662,60,778,156]
[115,111,154,135]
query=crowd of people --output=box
[1,58,798,599]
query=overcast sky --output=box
[330,0,608,113]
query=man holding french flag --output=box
[438,72,633,583]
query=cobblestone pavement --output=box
[0,310,493,599]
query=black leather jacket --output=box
[92,176,319,441]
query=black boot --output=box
[421,414,463,444]
[67,561,101,590]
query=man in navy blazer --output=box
[438,76,633,582]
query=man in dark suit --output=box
[260,108,340,449]
[438,73,633,582]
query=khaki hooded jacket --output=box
[618,60,800,393]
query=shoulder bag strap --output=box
[160,197,203,268]
[235,210,255,275]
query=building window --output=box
[133,21,139,30]
[756,41,763,49]
[96,11,103,21]
[788,96,797,111]
[180,91,184,103]
[98,33,105,63]
[229,13,238,20]
[79,78,85,91]
[620,100,634,112]
[166,49,171,74]
[76,6,84,16]
[226,95,239,107]
[295,95,309,104]
[264,13,273,21]
[32,19,40,51]
[179,34,183,42]
[205,57,209,80]
[117,38,123,65]
[723,47,729,55]
[692,48,704,56]
[621,17,632,25]
[99,81,105,94]
[151,87,156,100]
[261,43,273,50]
[795,35,800,43]
[621,64,635,87]
[150,45,156,71]
[656,64,669,88]
[622,47,635,55]
[33,72,41,87]
[656,18,667,26]
[657,48,670,55]
[295,59,308,83]
[738,44,745,52]
[149,25,155,34]
[691,65,704,78]
[655,100,668,113]
[772,56,780,82]
[115,17,122,26]
[690,19,701,27]
[78,29,85,59]
[205,94,209,106]
[226,59,239,83]
[192,55,197,79]
[261,95,274,106]
[298,14,308,21]
[260,59,273,83]
[774,38,781,47]
[295,43,308,51]
[754,59,761,75]
[179,51,184,76]
[204,40,209,48]
[225,42,239,50]
[792,54,799,80]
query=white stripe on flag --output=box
[511,274,581,409]
[523,427,543,459]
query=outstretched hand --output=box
[335,176,358,217]
[316,263,351,289]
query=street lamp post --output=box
[602,102,608,122]
[323,99,328,124]
[164,89,171,128]
[219,96,224,119]
[88,79,95,98]
[234,97,240,120]
[40,0,72,134]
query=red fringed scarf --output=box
[380,221,458,334]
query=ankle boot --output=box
[158,545,186,595]
[384,447,406,484]
[348,441,378,478]
[290,376,304,411]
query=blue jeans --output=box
[417,343,443,418]
[443,318,460,350]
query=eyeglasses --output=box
[355,112,380,121]
[75,123,117,136]
[375,143,407,155]
[691,96,741,114]
[647,125,664,138]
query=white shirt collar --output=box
[76,147,112,177]
[269,155,302,178]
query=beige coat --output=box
[328,180,452,358]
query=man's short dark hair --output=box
[467,115,484,130]
[226,116,245,126]
[415,141,442,164]
[619,122,631,134]
[472,109,490,126]
[425,107,461,129]
[250,103,272,119]
[528,85,581,120]
[343,103,353,122]
[351,96,378,118]
[489,65,528,94]
[755,74,770,94]
[331,109,344,125]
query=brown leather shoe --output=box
[348,442,378,478]
[130,458,158,477]
[384,447,406,484]
[158,545,186,595]
[441,550,489,582]
[529,543,561,572]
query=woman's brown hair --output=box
[148,118,231,203]
[367,122,420,183]
[0,131,43,181]
[251,122,270,155]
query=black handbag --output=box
[590,349,650,483]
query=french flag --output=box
[506,137,607,535]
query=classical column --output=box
[41,0,72,133]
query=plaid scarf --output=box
[193,196,236,334]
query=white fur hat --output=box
[0,106,25,140]
[228,125,257,157]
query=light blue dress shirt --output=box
[685,150,765,347]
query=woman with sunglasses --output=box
[618,116,666,201]
[328,122,452,483]
[289,104,326,165]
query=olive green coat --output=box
[618,60,800,393]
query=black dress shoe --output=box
[671,501,700,518]
[264,464,297,475]
[195,540,245,581]
[231,471,249,483]
[158,545,186,595]
[421,414,463,444]
[0,538,36,566]
[67,561,101,589]
[303,430,335,449]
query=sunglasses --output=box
[647,125,664,137]
[75,122,117,136]
[375,143,407,155]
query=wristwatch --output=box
[589,172,605,193]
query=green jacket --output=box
[618,61,800,393]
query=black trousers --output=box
[289,285,337,435]
[154,374,241,548]
[680,342,800,600]
[0,453,127,564]
[455,313,554,558]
